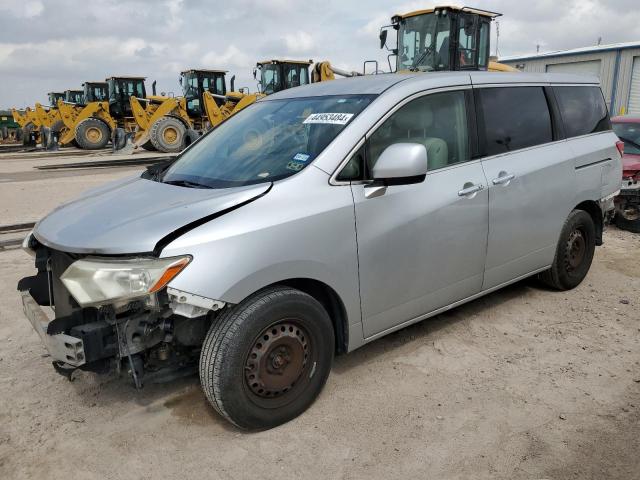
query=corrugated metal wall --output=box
[501,48,640,116]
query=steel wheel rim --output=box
[244,320,311,401]
[565,228,586,272]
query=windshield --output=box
[161,95,374,188]
[66,91,84,103]
[260,64,280,94]
[398,13,452,72]
[86,84,107,102]
[283,64,310,89]
[613,122,640,155]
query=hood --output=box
[622,153,640,176]
[34,176,271,254]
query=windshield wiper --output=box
[164,179,211,189]
[409,45,435,71]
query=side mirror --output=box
[372,143,428,185]
[253,68,257,80]
[379,29,388,49]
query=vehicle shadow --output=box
[332,276,542,374]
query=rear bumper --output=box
[20,290,86,367]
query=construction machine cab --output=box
[83,82,108,103]
[380,5,498,73]
[254,60,312,95]
[180,69,227,117]
[47,92,65,106]
[64,89,85,105]
[107,76,146,118]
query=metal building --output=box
[500,41,640,116]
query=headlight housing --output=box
[60,256,191,307]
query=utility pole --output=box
[495,21,500,57]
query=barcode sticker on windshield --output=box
[303,113,354,125]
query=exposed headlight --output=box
[60,256,191,307]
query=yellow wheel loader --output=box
[254,59,363,93]
[131,69,260,153]
[378,5,519,73]
[57,77,147,150]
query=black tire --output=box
[75,117,110,150]
[614,207,640,233]
[141,140,156,151]
[199,286,334,430]
[150,116,187,153]
[539,210,596,290]
[22,122,36,147]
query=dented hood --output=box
[33,176,270,254]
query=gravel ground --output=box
[0,156,638,479]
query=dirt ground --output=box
[0,153,639,479]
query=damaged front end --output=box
[17,235,224,387]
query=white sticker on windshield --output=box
[303,113,354,125]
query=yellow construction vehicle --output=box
[254,59,363,94]
[12,91,69,147]
[379,5,518,73]
[131,69,260,153]
[57,76,148,150]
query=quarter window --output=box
[367,90,470,174]
[478,87,553,156]
[554,86,611,138]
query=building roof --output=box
[500,41,640,63]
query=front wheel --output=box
[539,209,596,290]
[199,286,334,430]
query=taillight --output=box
[616,140,624,157]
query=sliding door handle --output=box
[492,172,516,185]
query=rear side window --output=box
[554,86,611,138]
[478,87,553,156]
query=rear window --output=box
[554,86,611,138]
[478,87,553,156]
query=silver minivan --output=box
[19,72,622,429]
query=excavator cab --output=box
[107,76,146,118]
[83,82,108,103]
[380,5,499,73]
[47,92,65,106]
[180,69,227,117]
[64,89,85,105]
[254,60,312,95]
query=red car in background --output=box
[611,116,640,232]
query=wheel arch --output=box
[574,200,603,246]
[249,278,349,355]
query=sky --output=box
[1,0,640,107]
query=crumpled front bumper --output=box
[20,290,86,367]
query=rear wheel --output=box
[150,116,187,153]
[539,209,596,290]
[199,286,334,430]
[75,118,110,150]
[614,204,640,233]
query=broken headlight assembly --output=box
[60,256,191,307]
